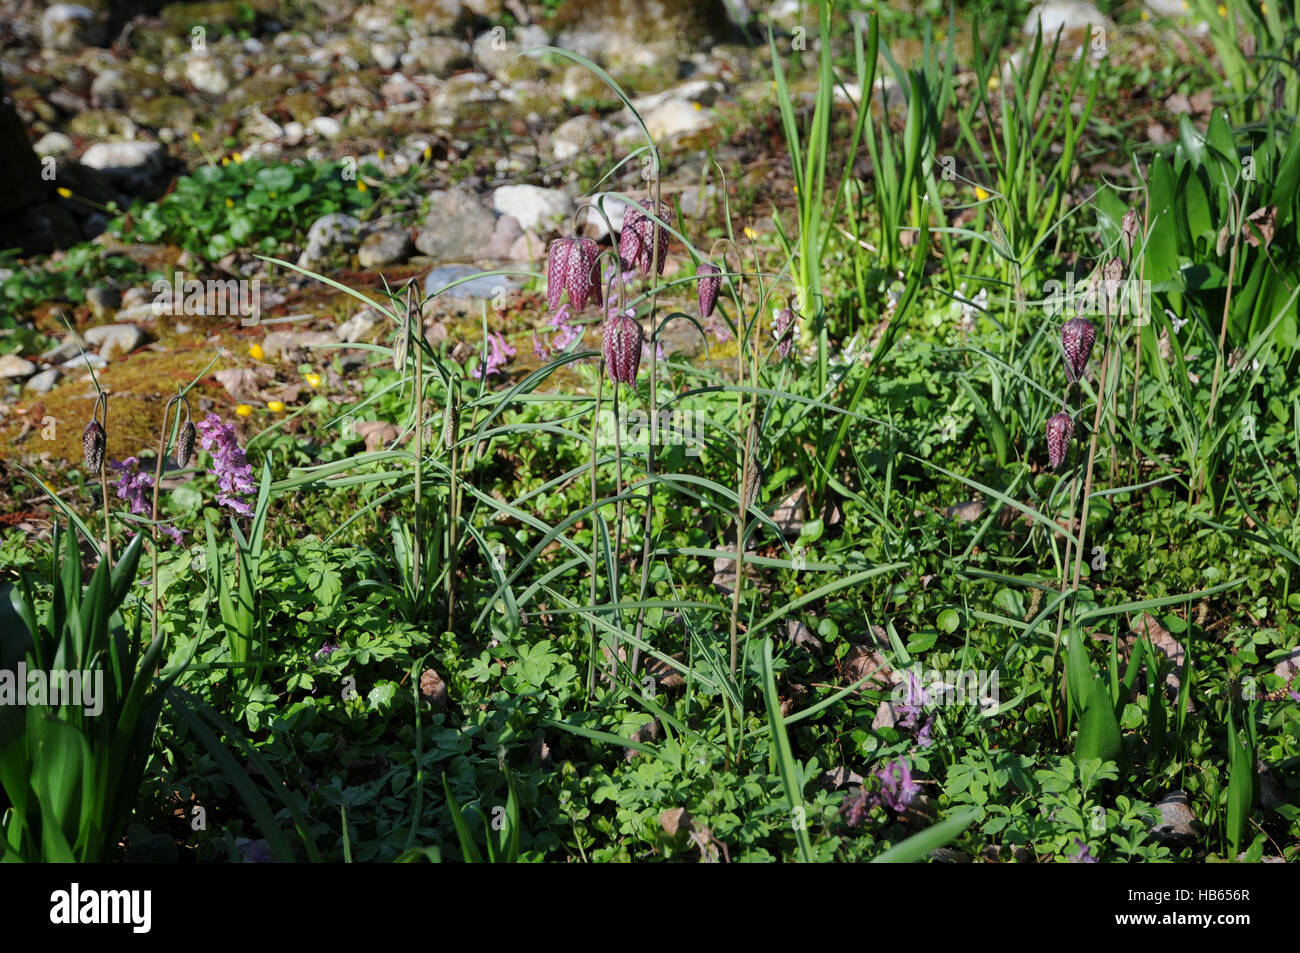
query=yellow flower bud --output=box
[235,404,253,417]
[249,342,265,360]
[267,400,285,413]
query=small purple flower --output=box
[916,716,933,748]
[604,311,643,385]
[535,302,583,357]
[1069,838,1098,863]
[618,201,671,276]
[546,236,602,312]
[704,314,732,343]
[195,413,256,517]
[472,331,516,380]
[1046,411,1074,469]
[1061,318,1097,383]
[315,642,339,661]
[774,308,797,359]
[875,760,921,813]
[1288,676,1299,704]
[109,456,153,515]
[897,668,931,730]
[696,262,721,319]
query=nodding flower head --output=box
[546,236,602,312]
[696,262,721,319]
[618,201,671,276]
[82,420,105,472]
[1046,411,1074,469]
[603,311,643,385]
[1061,317,1096,383]
[774,308,797,359]
[176,420,196,468]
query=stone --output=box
[41,4,105,53]
[371,43,399,71]
[1023,1,1108,39]
[553,0,738,75]
[34,132,75,157]
[0,354,38,380]
[578,192,629,241]
[472,25,549,83]
[550,115,603,161]
[85,286,120,321]
[299,212,363,266]
[337,309,384,343]
[639,98,717,143]
[186,53,231,96]
[25,368,62,394]
[414,185,497,263]
[424,263,523,301]
[491,185,574,233]
[403,36,472,75]
[261,329,342,360]
[80,140,164,178]
[481,214,523,260]
[308,116,343,139]
[358,228,414,268]
[85,323,146,359]
[62,352,108,371]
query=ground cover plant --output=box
[0,0,1297,866]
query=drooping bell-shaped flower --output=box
[697,262,721,319]
[1061,317,1096,383]
[176,419,196,468]
[1046,411,1074,469]
[603,311,643,385]
[618,201,671,276]
[546,236,602,312]
[83,420,105,472]
[774,308,797,359]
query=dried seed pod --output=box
[696,262,721,319]
[1121,207,1140,257]
[1046,412,1074,469]
[1061,318,1097,383]
[83,420,105,472]
[603,312,643,385]
[175,420,196,468]
[742,458,762,510]
[443,398,459,450]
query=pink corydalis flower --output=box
[195,413,256,517]
[109,456,153,515]
[603,311,643,385]
[473,331,516,379]
[1061,317,1096,383]
[774,308,797,359]
[618,201,671,276]
[696,262,721,319]
[546,236,602,313]
[1046,411,1074,469]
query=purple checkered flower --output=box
[546,236,602,312]
[1046,411,1074,469]
[195,413,256,518]
[1061,318,1096,383]
[618,200,671,276]
[774,308,797,359]
[696,262,721,319]
[603,311,643,385]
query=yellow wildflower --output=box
[235,404,253,417]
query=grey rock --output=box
[550,115,603,162]
[0,354,38,380]
[85,286,120,321]
[415,185,497,263]
[299,212,363,266]
[578,193,629,241]
[1150,790,1204,844]
[62,352,108,371]
[492,185,573,233]
[358,228,414,268]
[85,323,145,359]
[481,214,524,260]
[25,368,63,394]
[403,36,472,75]
[424,264,523,301]
[80,140,164,178]
[1024,1,1108,38]
[34,132,76,157]
[41,4,105,52]
[337,309,384,343]
[308,116,343,139]
[261,329,341,360]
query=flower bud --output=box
[1046,411,1074,469]
[697,262,721,319]
[774,308,797,359]
[1061,318,1096,383]
[1121,207,1140,257]
[83,420,105,472]
[176,420,196,468]
[603,312,643,385]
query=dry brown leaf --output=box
[214,366,272,403]
[1243,205,1276,248]
[352,420,400,452]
